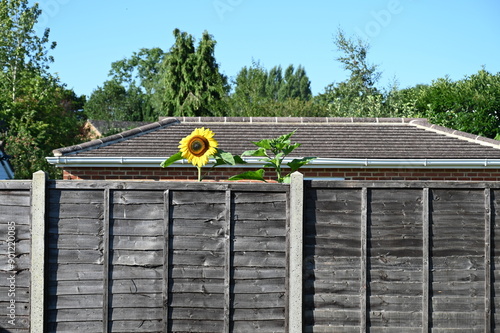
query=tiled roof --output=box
[52,117,500,159]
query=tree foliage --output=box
[158,29,229,117]
[388,69,500,138]
[85,80,152,122]
[0,0,84,179]
[109,47,164,95]
[315,29,384,117]
[89,30,230,119]
[229,61,320,116]
[83,30,320,119]
[314,29,500,140]
[0,0,56,102]
[85,48,165,122]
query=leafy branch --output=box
[228,131,315,183]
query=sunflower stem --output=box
[197,166,202,181]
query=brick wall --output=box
[61,167,500,182]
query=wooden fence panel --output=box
[232,191,288,332]
[304,181,499,333]
[42,181,289,333]
[168,190,226,333]
[110,189,166,332]
[430,188,487,331]
[368,188,424,331]
[304,187,363,333]
[0,183,31,332]
[46,189,105,333]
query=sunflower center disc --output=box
[189,137,209,156]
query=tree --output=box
[266,65,282,101]
[230,61,268,115]
[384,84,429,118]
[277,65,312,101]
[109,47,165,96]
[85,30,229,119]
[389,69,500,138]
[333,29,380,94]
[0,0,84,178]
[229,62,317,116]
[84,80,148,122]
[2,76,85,179]
[158,29,229,117]
[84,48,165,122]
[0,0,56,102]
[316,29,384,117]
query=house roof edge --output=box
[46,156,500,169]
[53,118,179,157]
[409,119,500,149]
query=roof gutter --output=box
[46,156,500,169]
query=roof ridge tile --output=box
[410,119,500,149]
[165,116,424,124]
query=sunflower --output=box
[178,127,218,168]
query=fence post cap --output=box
[33,170,47,177]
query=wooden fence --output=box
[2,173,500,332]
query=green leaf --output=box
[228,169,266,182]
[213,149,247,166]
[262,162,275,169]
[282,142,301,155]
[233,155,247,164]
[160,152,183,168]
[281,175,291,184]
[269,131,298,154]
[276,130,296,144]
[219,151,236,165]
[275,152,285,161]
[241,147,267,157]
[212,158,227,167]
[287,157,316,172]
[251,139,272,150]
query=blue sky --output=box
[33,0,500,97]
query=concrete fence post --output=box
[31,171,47,333]
[289,171,304,332]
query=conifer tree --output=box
[229,62,314,116]
[159,29,228,116]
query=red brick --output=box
[59,167,500,181]
[383,172,400,177]
[317,172,334,177]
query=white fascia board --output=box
[46,156,500,169]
